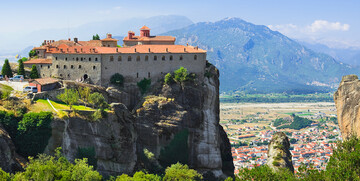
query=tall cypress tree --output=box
[30,65,39,79]
[1,59,13,77]
[18,59,25,77]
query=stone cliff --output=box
[42,64,234,178]
[334,74,360,139]
[0,124,23,173]
[266,132,294,173]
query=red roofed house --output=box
[29,78,61,92]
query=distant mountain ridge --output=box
[164,17,359,93]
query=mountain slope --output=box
[165,18,358,93]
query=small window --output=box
[93,66,96,70]
[136,56,140,61]
[68,74,70,77]
[55,57,58,60]
[108,45,110,47]
[64,65,67,69]
[194,55,197,60]
[56,65,59,68]
[148,72,150,78]
[76,57,79,61]
[180,55,183,60]
[43,74,45,77]
[81,57,83,61]
[60,74,62,77]
[40,65,43,68]
[128,56,132,61]
[118,56,122,61]
[154,56,157,61]
[78,65,82,69]
[145,55,149,61]
[95,58,98,61]
[162,56,165,61]
[71,65,74,69]
[48,66,50,69]
[89,57,91,61]
[170,55,173,61]
[137,72,139,78]
[110,56,114,61]
[65,57,68,61]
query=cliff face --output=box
[0,124,23,173]
[43,64,233,177]
[334,75,360,139]
[266,132,294,173]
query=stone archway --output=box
[83,74,88,80]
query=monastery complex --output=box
[24,26,207,86]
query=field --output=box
[220,102,337,142]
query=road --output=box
[0,80,29,91]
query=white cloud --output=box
[308,20,349,33]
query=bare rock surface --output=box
[334,74,360,139]
[0,124,23,173]
[266,132,294,173]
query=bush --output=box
[0,167,10,181]
[164,73,174,85]
[57,89,79,110]
[76,147,97,169]
[173,66,189,83]
[28,49,38,58]
[137,78,151,95]
[0,111,18,138]
[163,162,203,181]
[15,112,53,157]
[110,73,124,86]
[88,92,108,109]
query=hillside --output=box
[165,18,359,93]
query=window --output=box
[68,74,70,77]
[89,57,91,61]
[64,65,67,69]
[162,56,165,61]
[78,65,82,69]
[194,55,197,60]
[145,55,149,61]
[110,56,114,61]
[40,65,43,68]
[95,58,98,61]
[170,55,173,61]
[71,65,74,69]
[108,45,110,47]
[93,66,96,70]
[56,65,59,68]
[180,55,183,60]
[148,72,150,78]
[55,57,58,60]
[137,72,139,78]
[136,56,140,61]
[43,74,45,77]
[81,57,83,61]
[128,56,132,61]
[154,56,157,61]
[48,66,50,69]
[65,57,68,61]
[76,57,79,61]
[60,74,62,77]
[118,56,122,61]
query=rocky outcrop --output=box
[266,132,294,173]
[135,65,234,178]
[44,103,137,176]
[0,124,23,173]
[334,75,360,139]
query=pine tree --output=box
[18,59,25,77]
[1,59,13,77]
[30,64,39,79]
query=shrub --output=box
[137,78,151,95]
[163,162,203,181]
[110,73,124,86]
[159,129,189,168]
[88,92,108,109]
[57,89,79,110]
[164,73,174,85]
[76,147,97,169]
[0,167,10,181]
[28,49,38,58]
[15,112,53,157]
[0,111,18,139]
[173,66,189,83]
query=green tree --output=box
[92,34,100,40]
[28,49,37,58]
[173,66,189,83]
[57,89,79,110]
[163,163,203,181]
[110,73,124,86]
[17,59,25,77]
[88,92,108,109]
[137,78,151,95]
[0,167,10,181]
[164,73,174,85]
[78,87,91,107]
[30,64,39,79]
[1,59,13,77]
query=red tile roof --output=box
[140,25,150,30]
[31,78,59,85]
[24,59,52,64]
[123,35,175,42]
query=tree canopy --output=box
[17,59,25,77]
[92,34,100,40]
[1,59,13,77]
[30,65,39,79]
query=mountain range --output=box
[164,18,359,93]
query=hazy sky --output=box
[1,0,359,50]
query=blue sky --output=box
[0,0,359,50]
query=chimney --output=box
[128,31,134,39]
[135,48,137,52]
[166,48,168,52]
[81,48,83,53]
[186,43,189,46]
[116,48,118,52]
[68,38,71,41]
[148,48,150,52]
[184,48,186,52]
[74,38,78,43]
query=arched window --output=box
[154,56,157,61]
[56,65,59,68]
[55,57,58,60]
[89,57,91,61]
[145,55,149,61]
[60,74,63,77]
[137,56,140,61]
[93,66,96,70]
[170,55,173,60]
[128,56,132,61]
[65,57,67,61]
[48,66,50,69]
[118,56,122,61]
[71,65,74,69]
[194,55,197,60]
[76,57,79,61]
[162,56,165,61]
[180,55,183,60]
[64,65,67,69]
[68,74,70,77]
[40,65,43,68]
[95,58,98,61]
[81,57,83,61]
[110,56,114,61]
[78,65,82,69]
